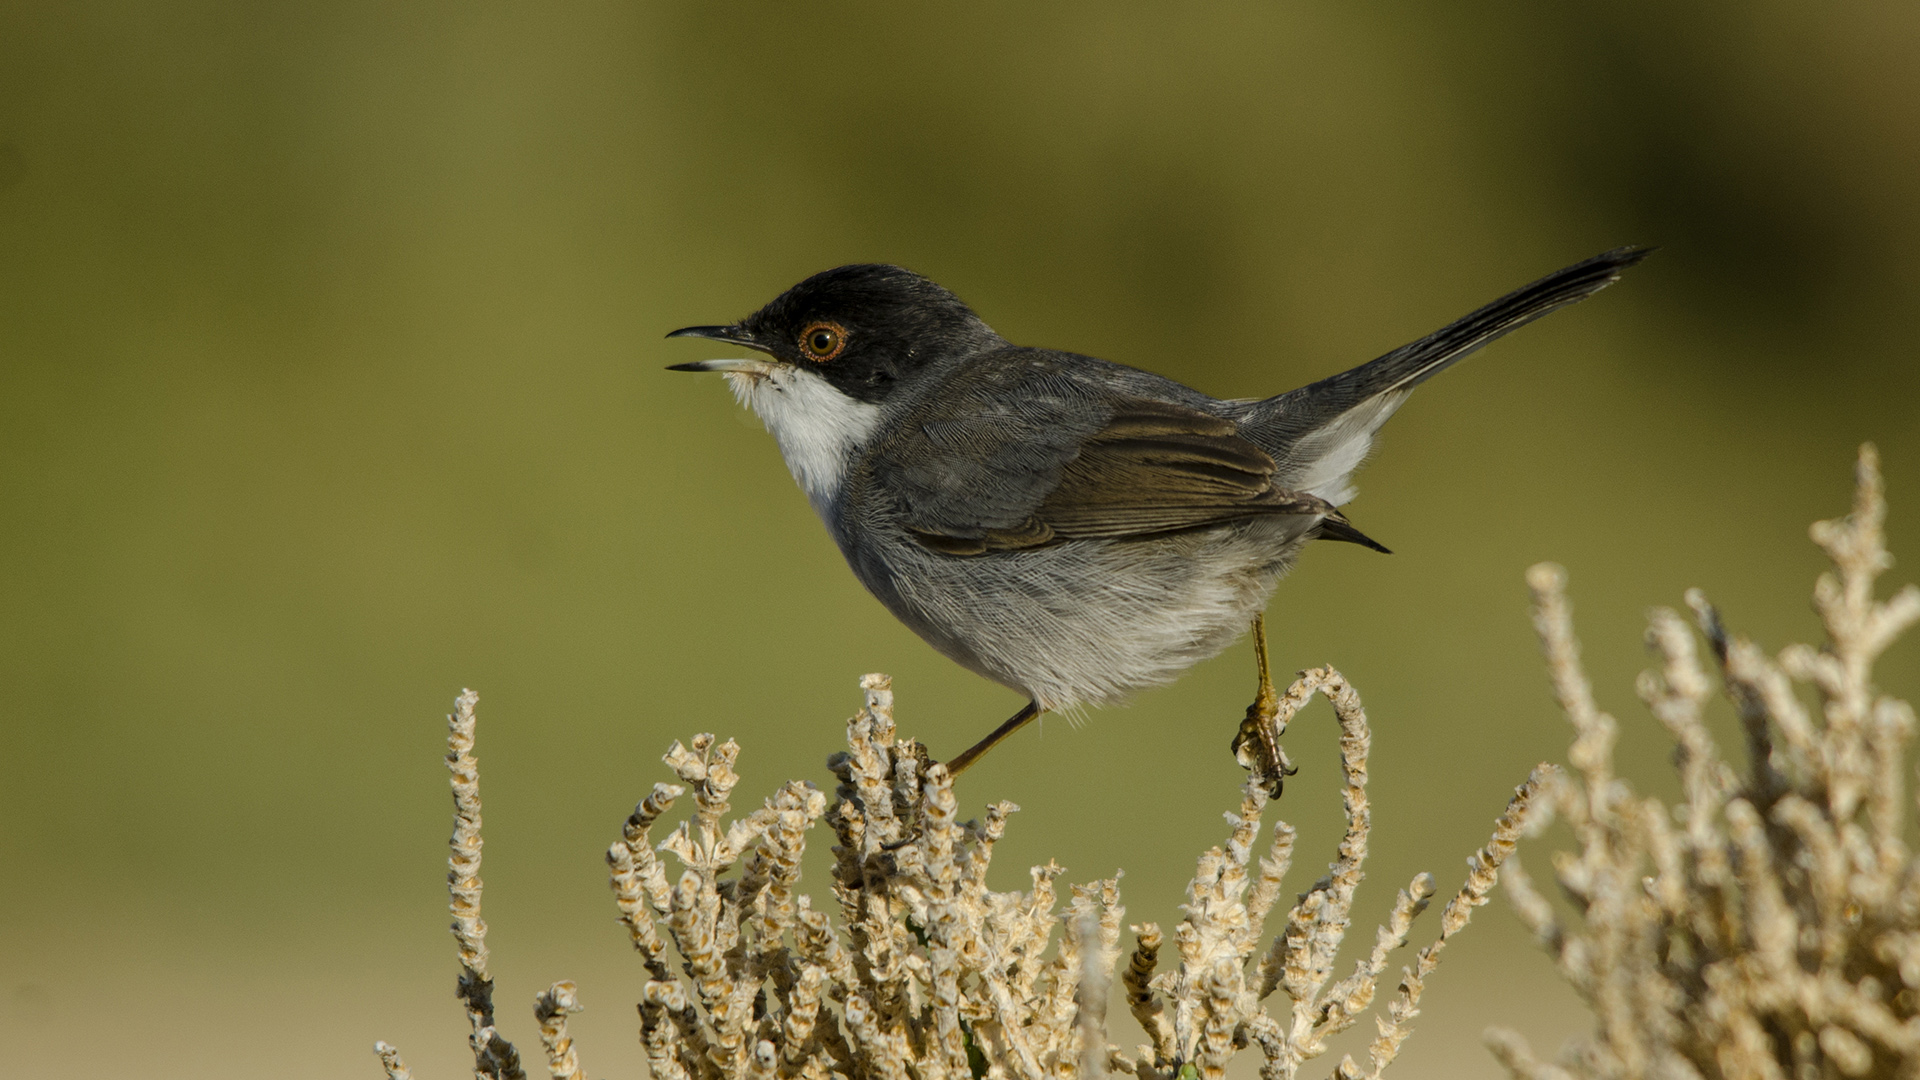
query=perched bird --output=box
[669,248,1649,777]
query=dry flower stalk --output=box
[1490,444,1920,1080]
[447,687,530,1080]
[374,690,571,1080]
[534,982,587,1080]
[377,1040,417,1080]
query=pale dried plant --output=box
[372,447,1912,1079]
[447,686,532,1080]
[375,667,1546,1078]
[1488,445,1920,1080]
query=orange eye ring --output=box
[799,322,847,362]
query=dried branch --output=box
[445,689,528,1080]
[374,1040,415,1080]
[533,981,585,1080]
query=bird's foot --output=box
[1233,684,1296,797]
[1233,614,1296,797]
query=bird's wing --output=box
[875,357,1367,556]
[1239,246,1652,504]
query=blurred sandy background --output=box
[1,3,1916,1077]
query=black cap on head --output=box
[730,265,1004,403]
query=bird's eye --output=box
[799,322,846,362]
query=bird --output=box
[667,247,1649,780]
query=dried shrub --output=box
[376,675,1540,1079]
[1490,445,1920,1080]
[371,447,1911,1080]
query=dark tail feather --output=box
[1248,246,1655,443]
[1317,511,1392,554]
[1363,245,1655,395]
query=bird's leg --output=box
[946,700,1042,777]
[877,701,1041,851]
[1231,614,1295,796]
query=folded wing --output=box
[876,357,1376,556]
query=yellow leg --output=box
[1252,613,1275,712]
[1232,615,1294,795]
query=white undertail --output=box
[1279,391,1409,505]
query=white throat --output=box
[726,364,882,517]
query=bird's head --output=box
[667,264,1000,405]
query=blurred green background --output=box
[2,3,1916,1077]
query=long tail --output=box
[1242,246,1653,504]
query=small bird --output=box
[669,248,1649,778]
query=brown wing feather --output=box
[908,399,1350,554]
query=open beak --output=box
[664,324,777,373]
